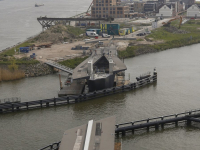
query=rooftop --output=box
[72,45,127,80]
[59,116,116,150]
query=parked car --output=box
[136,33,146,36]
[102,33,110,38]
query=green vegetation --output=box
[119,19,200,58]
[66,26,85,36]
[0,41,32,56]
[0,58,39,65]
[118,46,136,58]
[59,56,89,69]
[136,38,144,41]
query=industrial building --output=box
[91,0,129,18]
[59,116,116,150]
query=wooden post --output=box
[11,104,14,112]
[26,102,29,110]
[59,74,62,90]
[54,97,56,106]
[40,100,43,108]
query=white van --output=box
[86,31,98,37]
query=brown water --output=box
[1,44,200,150]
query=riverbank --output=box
[118,19,200,58]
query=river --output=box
[1,44,200,150]
[0,0,91,51]
[1,0,200,149]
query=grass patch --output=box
[0,42,32,57]
[136,38,144,41]
[59,56,89,69]
[66,26,85,36]
[118,19,200,58]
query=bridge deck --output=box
[45,61,73,74]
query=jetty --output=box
[39,109,200,150]
[0,70,157,114]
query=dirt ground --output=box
[14,40,95,62]
[13,34,162,62]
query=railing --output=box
[39,141,60,150]
[45,61,73,74]
[115,109,200,135]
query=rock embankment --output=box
[19,63,54,77]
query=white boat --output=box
[35,3,44,7]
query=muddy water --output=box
[1,43,200,150]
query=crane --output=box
[162,16,182,28]
[86,1,93,16]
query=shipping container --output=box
[19,47,30,53]
[107,24,120,35]
[101,23,120,35]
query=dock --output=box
[0,72,157,114]
[58,80,85,97]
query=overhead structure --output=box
[37,17,114,30]
[86,1,93,16]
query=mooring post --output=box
[122,131,126,136]
[46,102,49,107]
[161,117,164,129]
[11,104,14,112]
[155,123,159,130]
[25,102,28,110]
[175,114,178,126]
[153,68,157,82]
[40,100,43,108]
[132,122,135,134]
[187,119,191,126]
[54,97,56,106]
[147,118,150,131]
[133,83,136,89]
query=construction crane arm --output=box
[86,1,93,16]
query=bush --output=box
[59,56,88,69]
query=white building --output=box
[156,5,173,17]
[187,4,200,17]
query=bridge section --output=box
[45,61,73,74]
[37,17,114,30]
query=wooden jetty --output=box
[0,72,157,114]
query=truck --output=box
[86,31,98,37]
